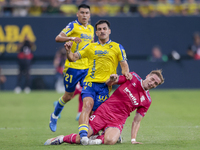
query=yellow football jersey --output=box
[62,20,94,70]
[77,40,127,83]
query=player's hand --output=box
[64,41,73,53]
[131,141,143,144]
[71,37,82,43]
[124,72,132,80]
[110,74,118,81]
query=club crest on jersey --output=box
[98,95,108,102]
[123,87,138,105]
[109,45,113,48]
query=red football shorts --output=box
[89,114,123,135]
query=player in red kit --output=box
[44,69,164,145]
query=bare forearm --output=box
[131,113,143,140]
[64,41,80,62]
[66,51,77,62]
[121,61,129,75]
[55,36,74,43]
[131,121,140,139]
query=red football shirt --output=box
[93,72,152,125]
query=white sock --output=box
[52,113,59,119]
[59,136,64,143]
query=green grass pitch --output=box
[0,89,200,150]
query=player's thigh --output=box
[93,83,109,111]
[104,127,120,145]
[81,82,95,111]
[82,97,94,112]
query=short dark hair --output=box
[95,20,110,30]
[78,4,90,10]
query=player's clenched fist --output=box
[110,74,118,82]
[64,42,73,53]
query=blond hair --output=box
[149,69,164,85]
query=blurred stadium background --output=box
[0,1,200,150]
[1,0,200,91]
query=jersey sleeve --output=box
[118,44,127,62]
[117,75,127,84]
[62,22,74,36]
[77,43,91,59]
[136,103,151,117]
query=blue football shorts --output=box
[63,68,88,92]
[81,82,109,111]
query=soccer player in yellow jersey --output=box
[64,20,132,145]
[49,4,94,132]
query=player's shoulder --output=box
[130,71,142,80]
[110,41,125,49]
[65,20,76,28]
[90,41,99,46]
[87,24,94,29]
[145,90,152,103]
[110,40,119,46]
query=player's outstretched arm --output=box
[55,32,82,43]
[131,112,143,144]
[64,42,80,62]
[106,74,119,86]
[120,61,132,80]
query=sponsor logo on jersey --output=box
[95,50,109,56]
[123,87,138,105]
[80,33,92,40]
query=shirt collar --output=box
[141,79,148,92]
[75,19,88,29]
[75,19,82,25]
[97,39,112,45]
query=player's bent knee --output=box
[62,92,74,102]
[83,98,94,111]
[104,128,120,145]
[104,138,117,145]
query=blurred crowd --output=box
[1,0,200,17]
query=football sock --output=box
[63,134,77,144]
[78,124,88,138]
[96,135,104,144]
[53,97,66,116]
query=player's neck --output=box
[99,39,109,45]
[82,23,87,27]
[142,80,147,91]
